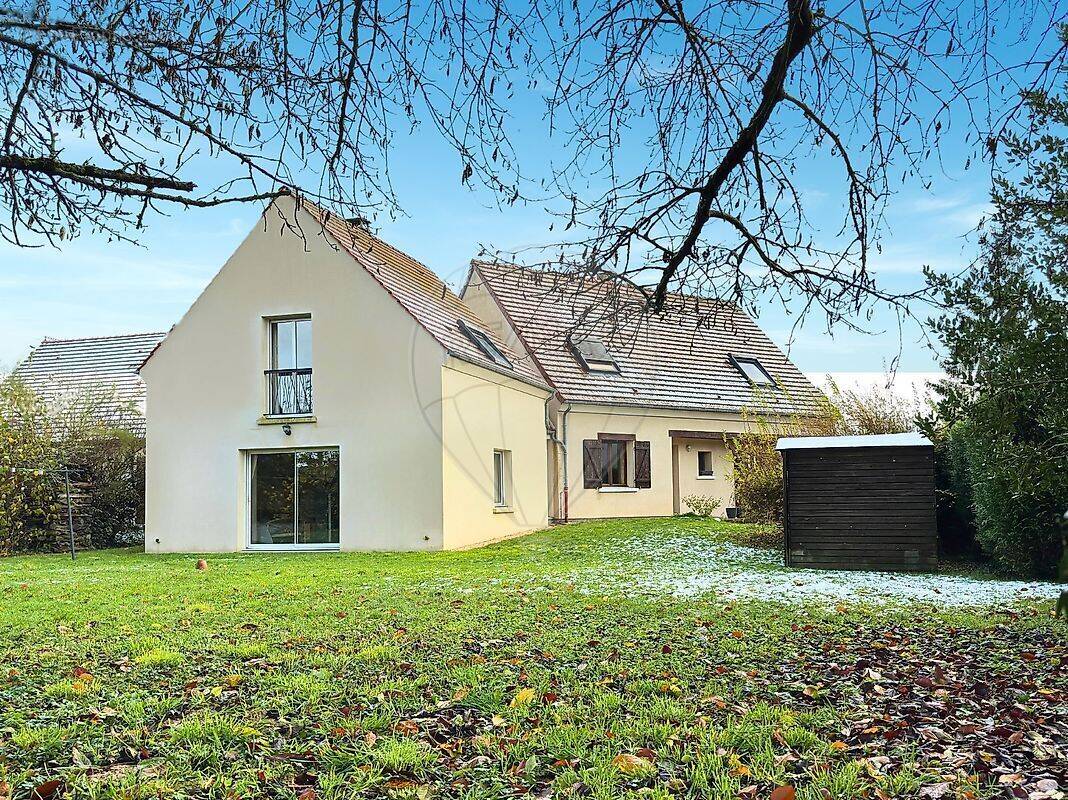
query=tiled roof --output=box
[467,261,826,415]
[298,199,548,390]
[12,332,167,435]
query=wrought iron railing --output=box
[265,368,313,416]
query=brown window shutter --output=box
[582,439,603,489]
[634,440,651,488]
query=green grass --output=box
[0,518,1063,800]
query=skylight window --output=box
[570,336,620,374]
[730,355,777,387]
[458,319,512,368]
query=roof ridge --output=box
[298,196,450,285]
[41,331,167,344]
[295,196,549,392]
[471,260,742,310]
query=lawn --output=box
[0,518,1065,800]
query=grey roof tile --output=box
[468,261,825,415]
[11,332,166,435]
[299,200,548,390]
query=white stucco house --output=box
[138,194,822,552]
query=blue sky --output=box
[0,17,1008,374]
[0,128,988,374]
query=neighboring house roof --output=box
[11,332,167,435]
[294,199,548,390]
[466,261,826,415]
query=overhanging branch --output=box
[650,0,815,310]
[0,155,196,192]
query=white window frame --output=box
[697,450,716,479]
[245,447,340,551]
[493,449,513,510]
[265,315,313,418]
[729,354,777,388]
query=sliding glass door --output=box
[249,450,339,548]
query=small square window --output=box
[697,451,714,477]
[493,449,512,507]
[730,355,776,387]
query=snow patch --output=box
[594,531,1060,607]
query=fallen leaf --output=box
[510,687,536,707]
[919,782,952,798]
[31,781,63,800]
[611,753,653,775]
[770,786,796,800]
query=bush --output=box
[681,494,721,517]
[950,421,1064,576]
[727,383,920,526]
[726,399,840,525]
[0,377,145,554]
[0,381,61,553]
[928,420,978,560]
[70,432,146,547]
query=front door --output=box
[249,449,339,549]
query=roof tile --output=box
[299,200,547,389]
[11,332,166,435]
[469,261,825,415]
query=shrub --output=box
[71,432,146,547]
[726,399,839,524]
[950,421,1064,576]
[0,380,61,553]
[0,377,145,553]
[682,494,721,517]
[727,383,919,525]
[927,420,979,560]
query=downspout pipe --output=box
[544,392,570,522]
[560,401,571,522]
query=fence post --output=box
[63,467,76,560]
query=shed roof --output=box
[466,261,825,415]
[11,332,167,435]
[776,432,932,450]
[298,200,548,391]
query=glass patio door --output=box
[249,450,339,548]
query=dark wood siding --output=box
[783,445,937,572]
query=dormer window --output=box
[570,336,620,374]
[729,355,777,388]
[459,319,512,368]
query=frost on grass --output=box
[587,525,1060,607]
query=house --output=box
[461,262,825,520]
[140,194,822,552]
[140,195,553,552]
[11,332,167,435]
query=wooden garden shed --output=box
[777,433,937,572]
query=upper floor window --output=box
[569,336,620,374]
[729,355,776,388]
[267,317,312,416]
[459,319,512,368]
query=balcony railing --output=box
[265,368,313,416]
